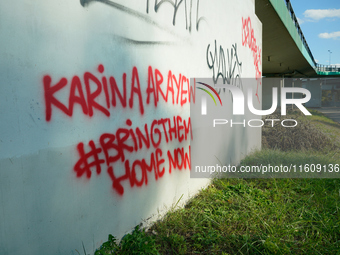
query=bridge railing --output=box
[316,64,340,73]
[284,0,317,67]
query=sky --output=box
[290,0,340,66]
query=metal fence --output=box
[316,64,340,73]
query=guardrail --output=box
[284,0,317,67]
[316,64,340,73]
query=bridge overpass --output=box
[256,0,340,77]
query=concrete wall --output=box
[302,79,322,108]
[322,79,340,107]
[0,0,261,254]
[262,78,283,110]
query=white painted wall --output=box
[0,0,262,254]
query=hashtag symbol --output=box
[74,141,105,178]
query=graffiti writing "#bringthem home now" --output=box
[74,116,192,195]
[43,65,196,121]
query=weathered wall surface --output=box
[0,0,261,254]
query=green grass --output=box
[95,110,340,255]
[307,109,340,148]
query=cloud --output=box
[296,17,304,25]
[303,9,340,21]
[318,31,340,39]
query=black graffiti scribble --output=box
[146,0,206,32]
[112,34,177,46]
[80,0,185,41]
[81,0,160,27]
[194,0,206,31]
[206,40,242,91]
[81,0,206,33]
[147,0,184,26]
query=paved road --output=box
[317,107,340,123]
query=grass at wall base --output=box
[94,109,340,255]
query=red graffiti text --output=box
[73,115,192,195]
[43,65,196,121]
[242,17,262,102]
